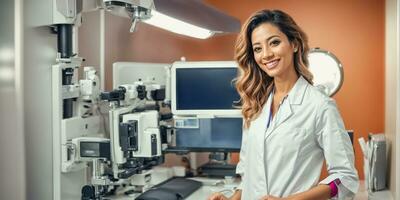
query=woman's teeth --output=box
[266,59,279,69]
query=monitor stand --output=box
[198,152,237,177]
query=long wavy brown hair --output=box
[235,9,313,128]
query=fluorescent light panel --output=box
[143,10,214,39]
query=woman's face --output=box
[251,23,297,79]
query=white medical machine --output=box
[38,0,241,199]
[112,62,169,87]
[169,61,244,177]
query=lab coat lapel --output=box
[264,76,308,140]
[264,100,293,140]
[274,100,293,129]
[248,94,271,195]
[253,95,273,136]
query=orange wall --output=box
[105,0,385,180]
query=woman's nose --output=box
[262,48,273,60]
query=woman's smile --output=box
[265,58,280,70]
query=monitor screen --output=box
[175,118,243,152]
[171,61,241,116]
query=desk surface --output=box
[187,179,393,200]
[110,179,392,200]
[186,177,239,200]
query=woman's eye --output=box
[253,47,261,53]
[270,40,281,46]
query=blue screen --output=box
[175,118,243,152]
[176,68,240,110]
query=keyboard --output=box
[135,177,202,200]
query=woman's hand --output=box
[259,195,288,200]
[208,192,230,200]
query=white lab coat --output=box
[236,76,359,200]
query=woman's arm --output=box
[208,189,242,200]
[260,185,330,200]
[230,189,242,200]
[286,184,330,200]
[315,99,359,198]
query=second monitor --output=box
[171,61,241,117]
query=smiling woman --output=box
[235,10,313,128]
[208,9,359,200]
[252,23,296,80]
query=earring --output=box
[294,48,298,52]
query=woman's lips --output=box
[266,59,280,69]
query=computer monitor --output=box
[171,61,241,117]
[174,118,243,152]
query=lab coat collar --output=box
[251,76,309,135]
[287,75,308,105]
[263,76,309,139]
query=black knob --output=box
[81,185,96,200]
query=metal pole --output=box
[57,24,74,119]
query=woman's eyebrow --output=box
[252,35,280,46]
[266,35,280,41]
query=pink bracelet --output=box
[329,179,341,197]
